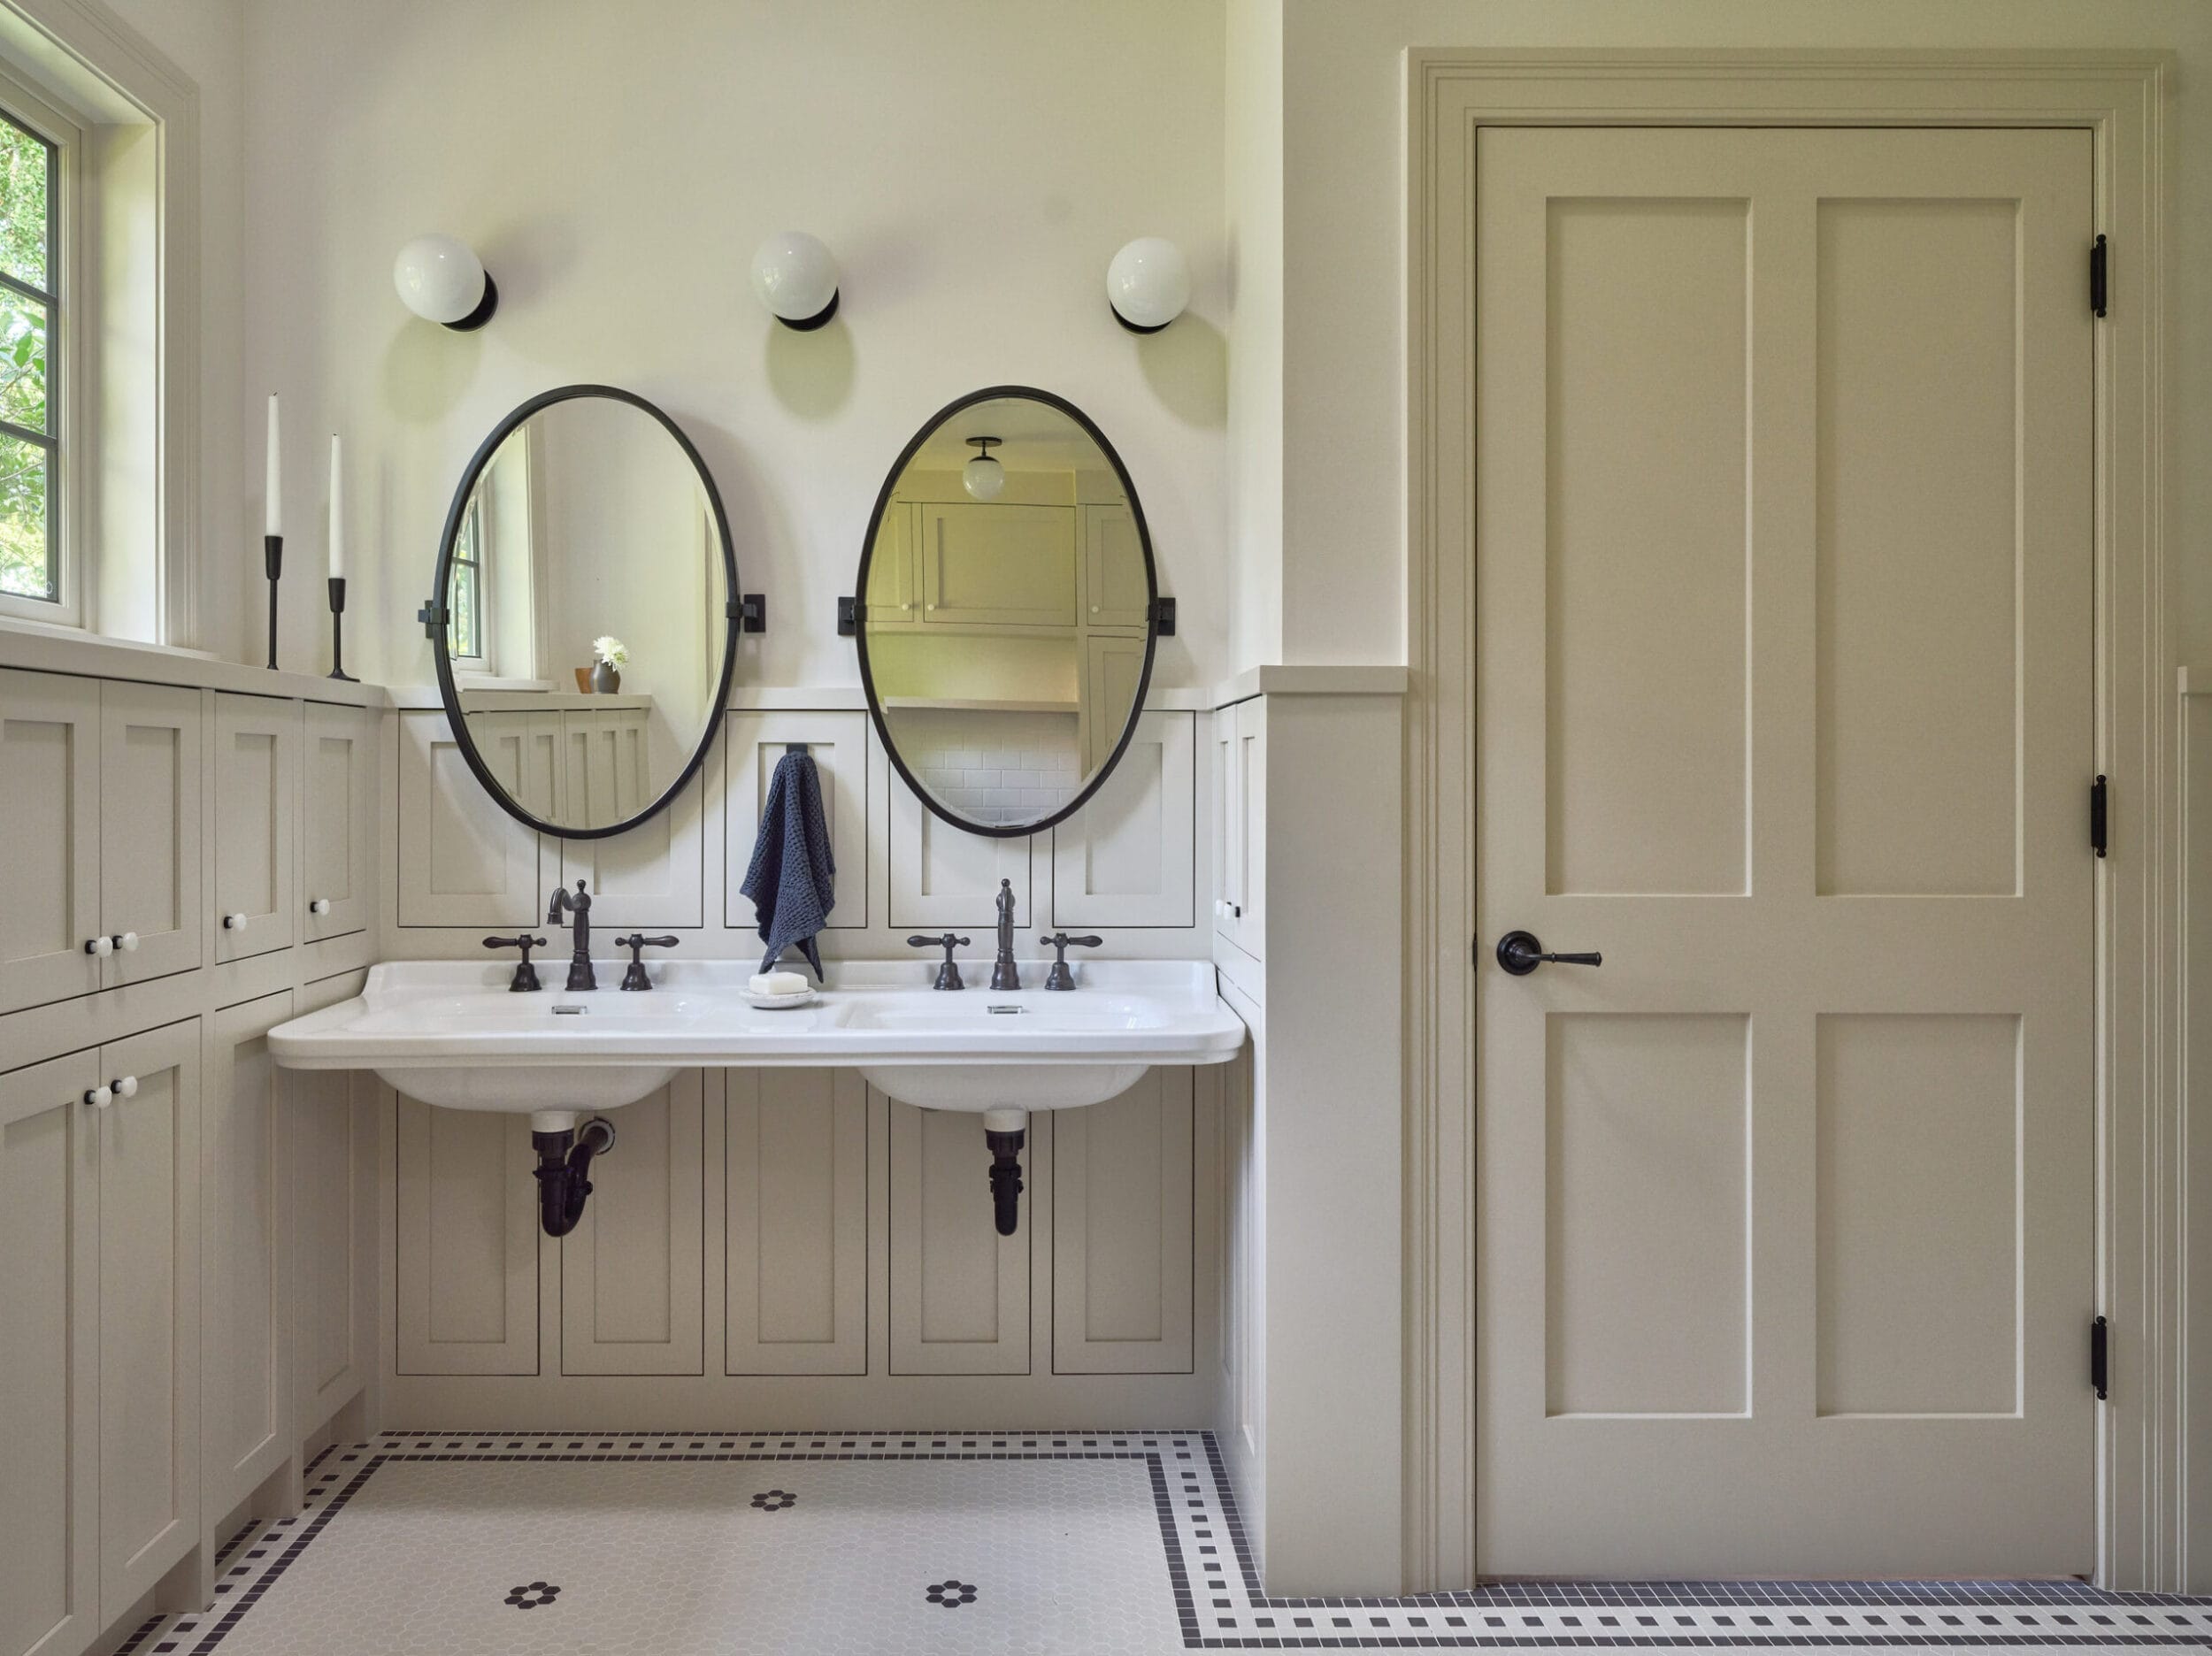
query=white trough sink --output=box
[268,957,1244,1121]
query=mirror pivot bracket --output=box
[417,598,448,639]
[1151,595,1176,636]
[838,595,859,637]
[733,594,767,634]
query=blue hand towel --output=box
[740,750,835,981]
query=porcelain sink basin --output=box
[268,958,1244,1121]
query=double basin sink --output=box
[269,957,1244,1126]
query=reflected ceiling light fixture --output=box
[1106,236,1189,334]
[962,436,1005,502]
[392,234,498,331]
[750,230,841,330]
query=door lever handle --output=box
[1495,930,1602,976]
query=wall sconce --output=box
[392,234,498,331]
[1106,236,1189,334]
[751,231,841,330]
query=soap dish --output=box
[746,986,818,1010]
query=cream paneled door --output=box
[1472,126,2093,1576]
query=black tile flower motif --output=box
[926,1580,978,1608]
[749,1489,797,1512]
[503,1582,560,1610]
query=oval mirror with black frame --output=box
[856,387,1157,838]
[428,385,739,839]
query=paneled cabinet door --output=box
[303,703,374,941]
[919,502,1078,628]
[1080,502,1149,630]
[1052,1069,1194,1374]
[291,974,373,1431]
[101,683,202,989]
[889,778,1031,932]
[1212,699,1264,960]
[96,1018,201,1626]
[560,1072,705,1376]
[725,711,869,932]
[201,993,292,1529]
[1052,710,1195,928]
[396,711,539,928]
[212,694,296,963]
[0,1048,100,1656]
[559,770,705,930]
[726,1068,868,1376]
[888,1099,1031,1375]
[864,502,918,621]
[0,670,100,1013]
[395,1097,539,1375]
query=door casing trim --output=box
[1403,49,2178,1592]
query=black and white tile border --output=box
[106,1429,2212,1653]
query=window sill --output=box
[0,615,388,707]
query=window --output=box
[448,492,487,663]
[0,99,60,623]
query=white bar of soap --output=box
[749,971,809,996]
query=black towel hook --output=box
[785,742,809,755]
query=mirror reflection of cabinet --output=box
[858,390,1159,837]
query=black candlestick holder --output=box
[264,534,282,670]
[326,577,357,681]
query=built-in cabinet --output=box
[561,1071,706,1376]
[2,650,378,1656]
[1213,696,1266,966]
[0,1017,202,1651]
[212,694,297,962]
[390,1067,1203,1393]
[201,993,291,1537]
[724,1066,869,1375]
[0,671,202,1013]
[303,704,375,941]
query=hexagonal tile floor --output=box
[111,1432,2212,1653]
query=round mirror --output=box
[429,386,737,838]
[856,387,1158,837]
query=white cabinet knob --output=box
[112,1075,138,1100]
[223,913,248,931]
[83,1085,112,1108]
[112,932,139,952]
[309,898,332,916]
[83,935,112,957]
[1091,604,1101,614]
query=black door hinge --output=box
[2091,1315,2109,1400]
[2091,234,2108,318]
[2091,775,2108,858]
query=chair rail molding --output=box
[1403,49,2177,1592]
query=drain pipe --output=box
[529,1110,617,1238]
[983,1108,1026,1237]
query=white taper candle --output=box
[327,433,345,580]
[264,394,282,538]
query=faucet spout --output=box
[548,880,594,991]
[990,877,1019,991]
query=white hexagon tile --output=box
[110,1431,2212,1653]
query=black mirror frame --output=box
[428,383,741,840]
[855,385,1160,840]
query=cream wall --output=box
[235,0,1228,691]
[1261,0,2212,666]
[1224,0,1282,671]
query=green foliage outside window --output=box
[0,111,55,603]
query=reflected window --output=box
[447,492,487,663]
[0,104,59,619]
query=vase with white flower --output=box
[590,635,628,693]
